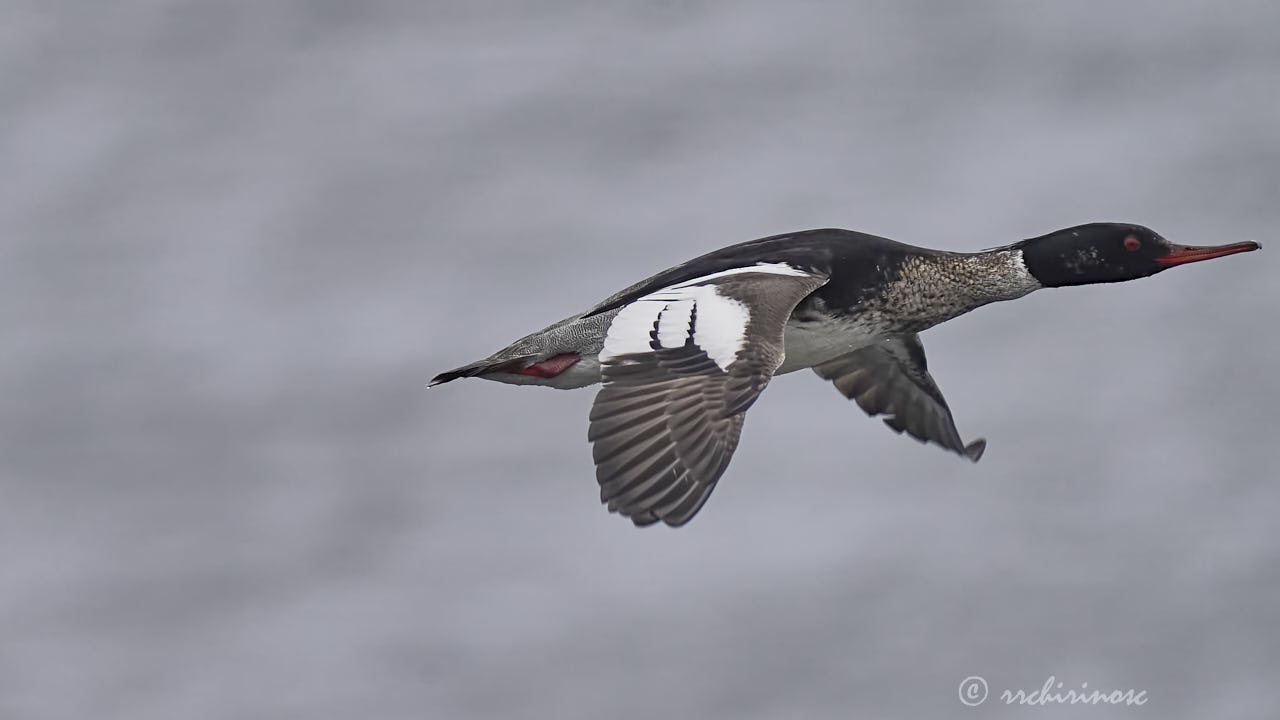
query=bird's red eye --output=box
[1124,235,1142,251]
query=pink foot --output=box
[516,353,580,378]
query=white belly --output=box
[776,316,881,375]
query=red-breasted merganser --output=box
[430,223,1259,527]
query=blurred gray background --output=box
[1,2,1277,719]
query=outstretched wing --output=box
[589,264,828,527]
[813,334,985,461]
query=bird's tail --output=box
[428,357,527,387]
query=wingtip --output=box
[964,438,987,462]
[631,513,662,528]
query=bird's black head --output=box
[1018,223,1259,288]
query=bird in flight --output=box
[431,223,1258,527]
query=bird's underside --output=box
[430,262,984,528]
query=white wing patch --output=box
[598,265,790,371]
[600,299,666,360]
[655,299,694,349]
[666,262,809,287]
[690,291,747,370]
